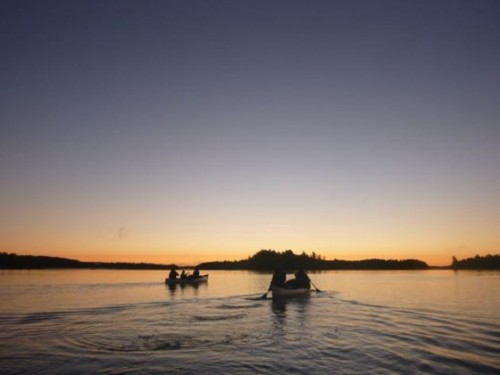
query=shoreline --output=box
[2,252,499,270]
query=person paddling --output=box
[285,268,311,289]
[294,268,311,289]
[192,267,200,278]
[267,268,286,294]
[271,268,286,288]
[168,267,179,280]
[260,268,286,298]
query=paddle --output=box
[310,280,322,292]
[260,285,272,299]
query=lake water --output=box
[0,269,499,374]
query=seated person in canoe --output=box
[168,267,179,280]
[267,268,286,293]
[284,268,311,289]
[191,267,200,278]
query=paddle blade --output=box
[311,281,322,292]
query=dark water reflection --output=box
[0,270,499,374]
[166,280,208,297]
[271,294,311,315]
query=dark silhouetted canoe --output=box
[272,286,310,298]
[165,275,209,285]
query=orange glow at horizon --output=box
[6,242,495,268]
[1,0,499,276]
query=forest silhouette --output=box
[1,250,499,270]
[198,249,428,270]
[0,252,173,270]
[451,254,500,270]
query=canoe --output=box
[272,285,310,298]
[165,275,209,285]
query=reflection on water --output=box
[166,281,208,296]
[0,270,499,374]
[271,298,288,314]
[271,294,311,315]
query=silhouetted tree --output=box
[198,249,429,270]
[0,252,175,270]
[451,254,500,269]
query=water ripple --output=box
[192,313,246,322]
[1,289,499,373]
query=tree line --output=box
[0,252,173,270]
[197,249,429,270]
[451,254,500,270]
[3,250,498,271]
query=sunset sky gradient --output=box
[1,0,499,266]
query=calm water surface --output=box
[0,269,499,374]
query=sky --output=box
[1,0,499,266]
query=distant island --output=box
[451,254,500,270]
[198,249,429,270]
[0,252,174,270]
[1,250,499,270]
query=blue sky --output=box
[1,0,499,265]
